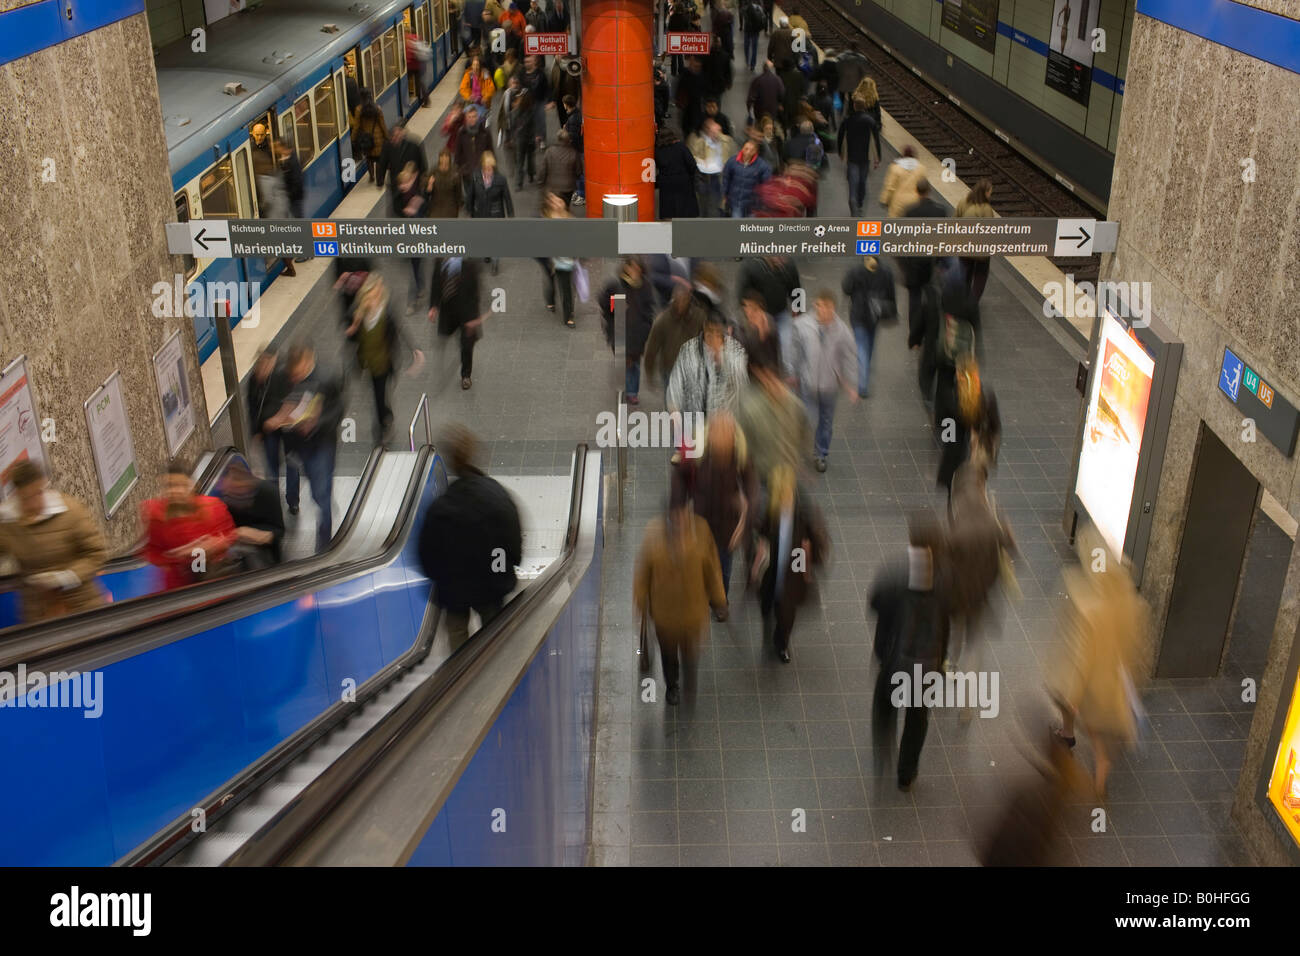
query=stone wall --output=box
[1103,12,1300,865]
[0,13,210,554]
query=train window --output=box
[199,158,239,221]
[233,148,255,218]
[383,28,399,83]
[175,191,198,279]
[314,80,338,149]
[361,47,373,91]
[294,95,316,165]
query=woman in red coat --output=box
[141,464,237,590]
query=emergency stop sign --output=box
[525,33,570,55]
[666,32,711,54]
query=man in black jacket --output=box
[247,347,290,483]
[263,343,345,553]
[378,122,428,215]
[737,255,799,377]
[837,95,880,216]
[218,460,285,568]
[901,177,947,402]
[870,515,951,791]
[429,256,487,390]
[418,424,523,650]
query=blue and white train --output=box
[160,0,461,360]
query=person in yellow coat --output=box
[459,54,497,108]
[634,496,727,707]
[1047,523,1149,799]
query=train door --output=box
[409,4,430,103]
[395,19,410,114]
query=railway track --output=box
[798,0,1102,285]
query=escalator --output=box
[0,444,604,867]
[0,446,442,866]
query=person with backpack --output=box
[741,0,764,71]
[933,262,994,494]
[955,178,996,302]
[841,254,896,398]
[870,514,951,791]
[711,0,735,61]
[349,91,387,185]
[785,118,822,169]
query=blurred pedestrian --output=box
[870,514,950,790]
[217,460,284,570]
[429,255,487,390]
[789,290,858,472]
[666,309,749,431]
[263,343,344,553]
[538,128,579,207]
[753,465,827,663]
[541,192,578,327]
[350,92,388,185]
[673,411,757,605]
[736,289,783,376]
[248,346,290,482]
[837,94,879,215]
[467,152,513,275]
[454,107,494,202]
[345,274,425,443]
[741,0,764,70]
[378,121,428,213]
[841,254,896,397]
[425,148,464,218]
[418,424,523,650]
[1047,525,1149,799]
[736,360,811,486]
[737,254,799,368]
[955,178,996,302]
[635,496,727,706]
[721,138,772,218]
[394,162,428,305]
[141,463,238,590]
[654,126,700,219]
[879,143,923,217]
[459,53,497,108]
[598,257,655,404]
[644,281,708,387]
[854,75,883,167]
[0,460,107,623]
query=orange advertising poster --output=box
[1075,314,1155,557]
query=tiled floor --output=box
[247,28,1268,866]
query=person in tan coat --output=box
[634,498,727,706]
[0,461,107,624]
[1048,523,1149,798]
[954,178,996,301]
[878,144,924,218]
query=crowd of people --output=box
[0,0,1156,864]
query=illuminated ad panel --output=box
[1075,311,1155,558]
[1268,673,1300,846]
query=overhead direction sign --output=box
[666,32,711,54]
[525,32,570,55]
[1054,218,1096,256]
[188,219,229,256]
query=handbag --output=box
[573,262,591,303]
[638,612,654,674]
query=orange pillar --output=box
[580,0,655,221]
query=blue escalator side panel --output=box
[408,481,603,867]
[0,454,446,865]
[0,686,114,866]
[100,619,249,858]
[0,563,161,631]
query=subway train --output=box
[160,0,462,361]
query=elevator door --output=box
[1158,425,1260,677]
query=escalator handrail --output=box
[0,447,237,598]
[120,445,442,867]
[223,444,592,867]
[0,445,388,671]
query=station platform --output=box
[194,13,1268,867]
